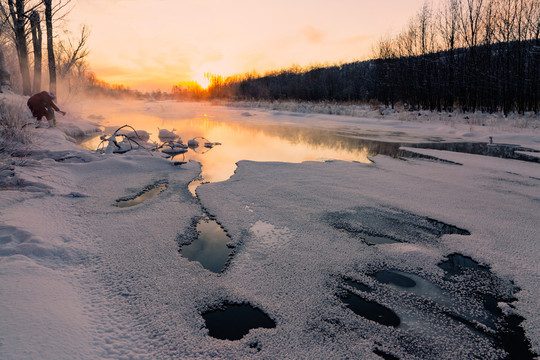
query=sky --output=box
[68,0,435,92]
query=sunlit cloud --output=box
[303,26,325,44]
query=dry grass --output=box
[0,97,33,166]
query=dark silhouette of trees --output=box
[197,0,538,114]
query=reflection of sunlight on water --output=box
[78,101,371,184]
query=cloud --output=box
[341,34,374,45]
[302,25,325,43]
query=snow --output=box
[158,128,180,142]
[1,95,539,359]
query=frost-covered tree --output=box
[57,25,89,79]
[0,0,33,95]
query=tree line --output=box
[196,0,538,114]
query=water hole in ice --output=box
[179,215,233,274]
[373,348,400,360]
[115,182,168,208]
[438,252,490,278]
[339,291,401,327]
[201,303,276,341]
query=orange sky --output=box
[68,0,435,92]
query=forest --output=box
[188,0,539,114]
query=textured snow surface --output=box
[1,98,539,359]
[197,155,540,358]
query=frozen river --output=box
[74,101,539,359]
[3,98,537,359]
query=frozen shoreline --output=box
[1,96,539,359]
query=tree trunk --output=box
[0,46,12,90]
[8,0,31,95]
[30,10,42,93]
[44,0,56,94]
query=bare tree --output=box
[0,16,12,89]
[0,0,32,95]
[57,24,88,78]
[497,0,518,43]
[439,0,461,51]
[458,0,485,48]
[57,24,89,92]
[42,0,70,95]
[0,45,11,90]
[29,9,40,92]
[417,3,433,55]
[43,0,55,93]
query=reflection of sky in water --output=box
[116,183,167,208]
[180,218,232,273]
[78,103,371,183]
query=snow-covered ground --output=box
[1,95,539,359]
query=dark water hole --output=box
[116,182,168,208]
[179,216,232,273]
[202,303,276,341]
[340,291,400,327]
[373,348,400,360]
[438,253,489,278]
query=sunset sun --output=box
[195,74,211,90]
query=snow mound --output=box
[158,128,179,141]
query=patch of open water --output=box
[179,215,232,274]
[340,291,401,328]
[116,182,168,208]
[201,303,276,341]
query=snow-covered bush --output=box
[0,98,32,163]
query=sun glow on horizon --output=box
[195,74,211,90]
[69,0,435,92]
